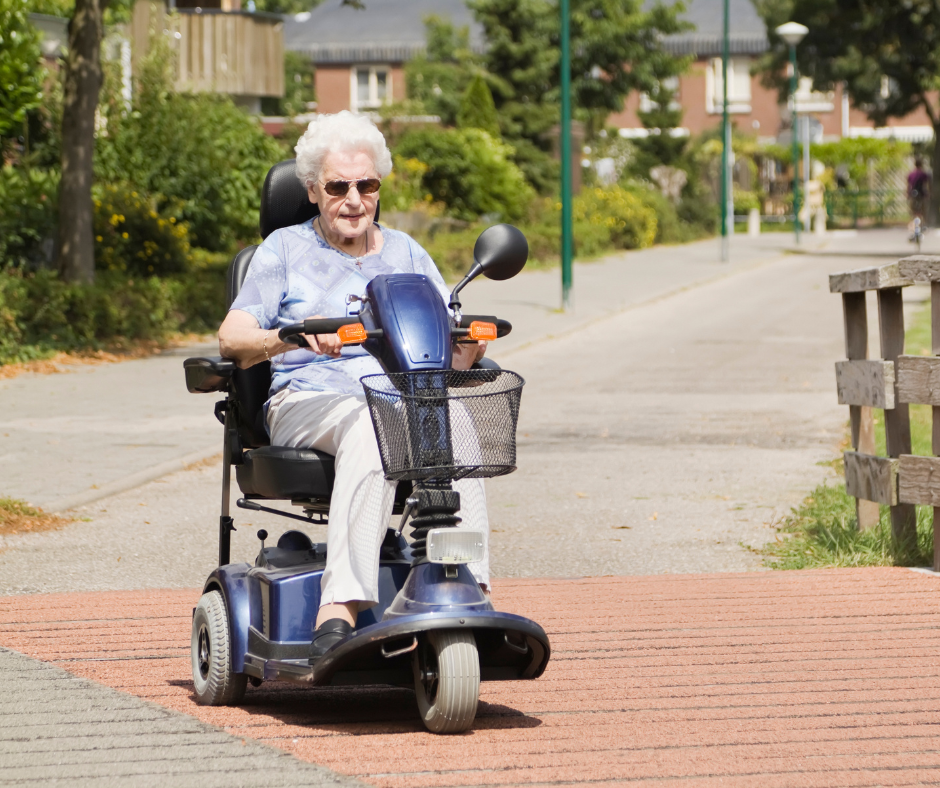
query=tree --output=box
[457,74,500,136]
[755,0,940,219]
[469,0,688,191]
[0,0,45,148]
[56,0,108,283]
[405,15,484,127]
[631,76,690,179]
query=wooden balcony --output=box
[131,1,284,100]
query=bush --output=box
[95,38,284,251]
[0,253,229,365]
[0,165,58,269]
[620,181,707,245]
[733,188,761,215]
[394,127,534,222]
[93,183,191,276]
[380,155,437,213]
[419,218,614,283]
[573,185,658,250]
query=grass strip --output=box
[0,498,73,537]
[764,297,934,569]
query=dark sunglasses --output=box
[321,178,381,197]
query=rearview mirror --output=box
[448,224,528,311]
[473,224,529,281]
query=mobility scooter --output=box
[183,160,550,733]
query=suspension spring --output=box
[408,483,461,561]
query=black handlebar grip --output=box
[277,317,361,344]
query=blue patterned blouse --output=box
[230,219,450,406]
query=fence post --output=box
[831,262,914,532]
[877,286,918,543]
[932,280,940,570]
[842,292,880,529]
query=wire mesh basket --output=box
[360,369,525,482]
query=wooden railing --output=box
[831,256,940,569]
[131,1,284,98]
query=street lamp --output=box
[776,21,808,244]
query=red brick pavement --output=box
[3,568,940,786]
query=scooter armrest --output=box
[184,356,236,393]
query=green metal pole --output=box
[789,43,801,244]
[720,0,730,261]
[560,0,573,311]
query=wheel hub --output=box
[197,624,211,680]
[419,644,439,702]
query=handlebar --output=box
[457,315,512,339]
[277,315,513,346]
[277,317,363,342]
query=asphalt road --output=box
[0,228,929,593]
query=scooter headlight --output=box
[426,528,484,565]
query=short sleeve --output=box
[229,231,287,330]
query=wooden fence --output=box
[831,255,940,570]
[131,1,284,99]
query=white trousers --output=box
[268,390,490,609]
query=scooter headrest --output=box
[260,159,319,240]
[259,158,381,240]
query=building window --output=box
[352,66,390,111]
[706,57,752,114]
[794,76,835,113]
[639,76,680,114]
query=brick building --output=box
[284,0,483,116]
[614,0,934,144]
[283,0,934,144]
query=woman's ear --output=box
[306,183,318,206]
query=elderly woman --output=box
[218,112,490,661]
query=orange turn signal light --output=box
[468,321,498,341]
[337,323,369,343]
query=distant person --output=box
[908,157,931,230]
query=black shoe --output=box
[308,618,353,664]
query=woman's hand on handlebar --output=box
[452,340,487,370]
[302,315,342,358]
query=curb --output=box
[45,444,221,513]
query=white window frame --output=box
[351,65,391,112]
[639,75,681,114]
[794,76,835,113]
[705,56,752,114]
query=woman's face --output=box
[306,150,380,240]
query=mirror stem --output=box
[448,261,483,320]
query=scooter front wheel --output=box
[191,590,247,706]
[412,629,480,734]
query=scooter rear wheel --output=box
[191,590,247,706]
[412,630,480,734]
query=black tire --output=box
[191,590,247,706]
[412,630,480,734]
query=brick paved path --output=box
[3,567,940,786]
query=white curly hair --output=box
[294,111,393,188]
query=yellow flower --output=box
[169,217,176,223]
[122,232,129,239]
[96,235,103,242]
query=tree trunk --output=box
[57,0,108,284]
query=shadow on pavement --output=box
[167,677,540,731]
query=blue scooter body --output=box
[209,273,550,687]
